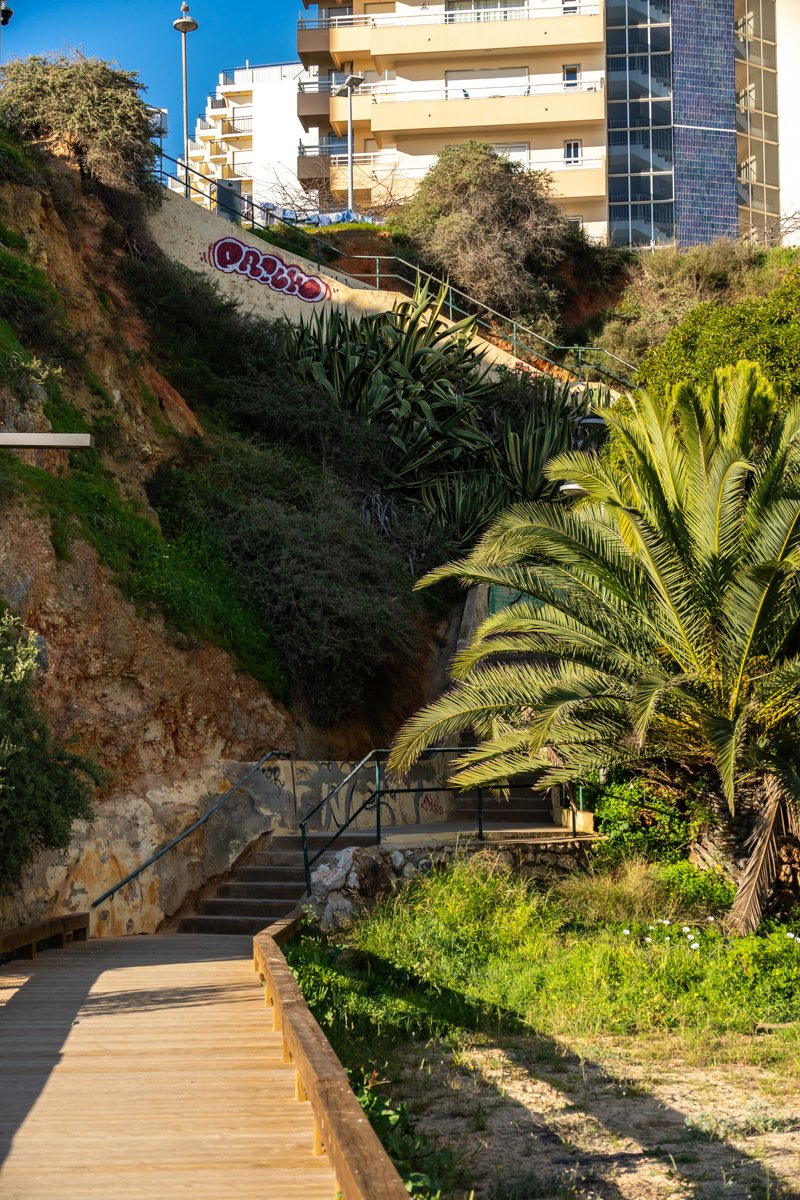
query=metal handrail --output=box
[298,0,600,30]
[91,750,293,908]
[298,746,477,893]
[158,150,634,386]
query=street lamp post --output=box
[0,2,14,67]
[334,73,364,215]
[172,2,199,200]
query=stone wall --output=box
[307,839,590,930]
[1,761,295,938]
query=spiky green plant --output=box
[390,362,800,933]
[289,280,495,491]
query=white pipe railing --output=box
[299,1,600,30]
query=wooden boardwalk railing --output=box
[0,915,408,1199]
[254,917,408,1200]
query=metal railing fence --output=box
[158,151,635,387]
[91,750,293,908]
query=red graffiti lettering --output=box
[299,277,326,302]
[420,793,444,817]
[240,247,263,280]
[208,237,329,303]
[212,237,245,272]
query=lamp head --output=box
[0,4,13,27]
[173,2,199,33]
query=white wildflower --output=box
[648,925,655,930]
[682,926,691,933]
[690,942,700,950]
[622,929,630,936]
[645,937,652,944]
[787,932,795,940]
[707,916,715,922]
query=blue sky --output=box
[4,0,299,159]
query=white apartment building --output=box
[187,61,318,214]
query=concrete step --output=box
[235,865,307,883]
[269,833,375,852]
[450,808,551,822]
[178,914,288,935]
[246,856,306,872]
[199,897,303,918]
[216,880,305,899]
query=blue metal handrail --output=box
[91,750,292,908]
[298,746,477,894]
[157,150,634,388]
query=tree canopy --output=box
[0,51,157,190]
[390,363,800,933]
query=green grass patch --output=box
[0,222,28,253]
[288,856,800,1193]
[0,433,286,697]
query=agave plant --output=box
[289,280,496,491]
[390,362,800,933]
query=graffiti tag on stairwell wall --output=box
[206,236,330,303]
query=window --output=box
[563,64,580,88]
[565,216,583,231]
[562,0,578,13]
[738,83,756,110]
[564,140,582,164]
[739,155,757,182]
[492,142,530,163]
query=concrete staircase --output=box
[178,833,374,935]
[449,782,553,829]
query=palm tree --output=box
[389,363,800,933]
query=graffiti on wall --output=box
[207,236,330,303]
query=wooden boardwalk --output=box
[0,935,336,1200]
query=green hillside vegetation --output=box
[0,613,97,889]
[288,856,799,1197]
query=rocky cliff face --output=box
[0,163,299,933]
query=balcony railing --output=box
[208,97,227,110]
[371,76,604,102]
[299,145,605,175]
[299,1,600,30]
[300,74,602,102]
[219,117,254,135]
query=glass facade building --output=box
[607,0,777,247]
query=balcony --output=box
[296,146,606,201]
[298,2,603,69]
[367,77,605,137]
[534,156,607,198]
[298,84,334,130]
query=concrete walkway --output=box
[0,936,336,1199]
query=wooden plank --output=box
[0,934,336,1200]
[0,913,89,957]
[254,922,409,1200]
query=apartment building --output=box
[296,0,800,246]
[187,61,316,213]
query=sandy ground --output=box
[398,1035,800,1199]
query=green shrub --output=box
[656,861,735,912]
[583,775,707,865]
[0,52,157,191]
[0,223,28,253]
[638,269,800,398]
[0,123,40,186]
[148,438,420,722]
[0,247,62,346]
[0,611,96,889]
